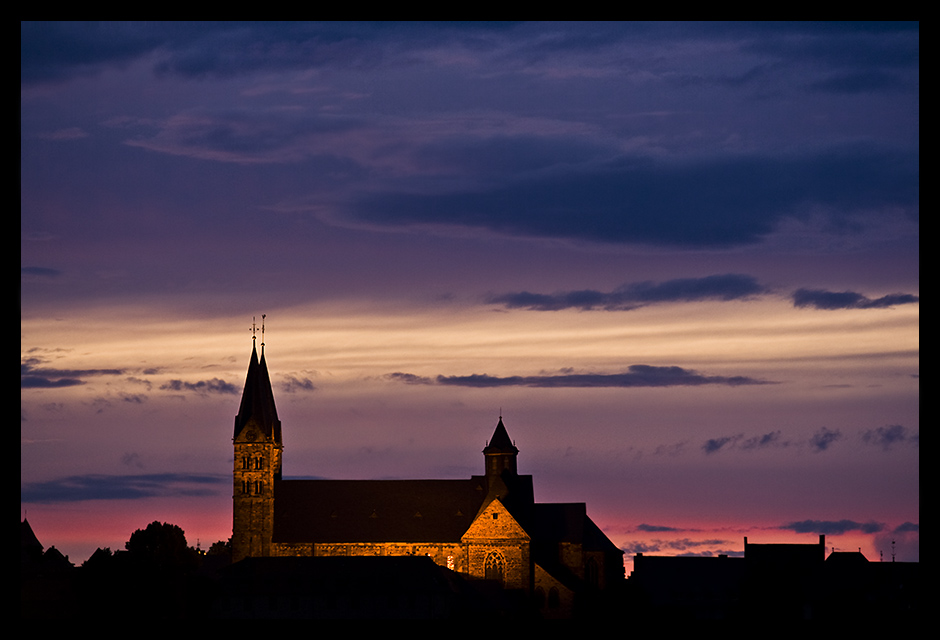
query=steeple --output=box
[233,341,281,444]
[484,416,518,478]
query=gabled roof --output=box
[462,496,531,543]
[233,343,281,441]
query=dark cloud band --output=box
[792,288,919,310]
[490,274,766,311]
[351,145,917,248]
[781,519,885,535]
[389,364,769,388]
[20,473,226,503]
[21,360,124,389]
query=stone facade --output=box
[461,498,531,589]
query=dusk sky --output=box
[21,22,918,570]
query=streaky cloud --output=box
[21,360,123,389]
[792,288,919,310]
[781,519,885,535]
[489,274,766,311]
[637,523,681,532]
[658,538,732,552]
[160,378,239,395]
[433,365,770,388]
[21,376,85,389]
[21,266,62,278]
[279,375,316,393]
[701,430,790,455]
[20,472,226,503]
[385,372,434,385]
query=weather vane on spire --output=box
[251,317,258,342]
[261,314,266,353]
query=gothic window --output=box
[242,480,250,494]
[484,550,505,584]
[255,457,263,470]
[548,587,560,609]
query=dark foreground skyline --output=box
[22,517,919,620]
[21,22,918,570]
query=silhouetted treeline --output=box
[22,519,229,620]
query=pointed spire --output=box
[234,324,281,442]
[484,416,518,455]
[260,313,266,356]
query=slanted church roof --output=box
[274,478,496,544]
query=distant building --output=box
[629,534,919,621]
[231,338,623,617]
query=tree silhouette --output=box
[125,521,198,574]
[207,538,232,558]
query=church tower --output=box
[232,320,282,562]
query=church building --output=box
[231,335,623,609]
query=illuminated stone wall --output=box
[232,436,279,562]
[461,499,532,590]
[271,542,469,574]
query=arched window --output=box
[548,586,560,609]
[484,550,505,584]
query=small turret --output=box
[484,416,518,479]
